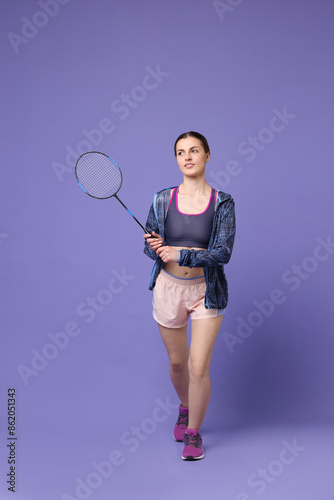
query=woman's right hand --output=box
[144,231,164,252]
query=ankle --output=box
[187,422,200,431]
[186,428,200,436]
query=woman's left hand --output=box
[156,246,179,263]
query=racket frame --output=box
[75,151,123,200]
[75,151,151,235]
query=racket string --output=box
[76,152,122,198]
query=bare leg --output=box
[158,323,189,406]
[188,316,224,430]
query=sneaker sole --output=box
[182,453,205,461]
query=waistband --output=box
[160,268,205,286]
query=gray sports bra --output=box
[164,187,216,249]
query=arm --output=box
[143,203,163,261]
[178,199,236,268]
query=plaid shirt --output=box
[143,187,236,310]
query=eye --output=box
[177,151,184,156]
[192,149,198,153]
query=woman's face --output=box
[175,137,210,177]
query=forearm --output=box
[178,246,233,268]
[144,243,158,261]
[143,203,161,261]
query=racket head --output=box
[75,151,123,200]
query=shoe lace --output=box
[177,412,188,426]
[185,433,202,448]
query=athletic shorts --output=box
[153,269,225,329]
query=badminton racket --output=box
[75,151,151,235]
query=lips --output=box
[184,163,194,168]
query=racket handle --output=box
[114,194,151,236]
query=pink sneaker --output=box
[182,428,204,461]
[173,405,188,442]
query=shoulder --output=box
[155,186,177,196]
[153,186,177,203]
[215,190,234,206]
[214,191,235,224]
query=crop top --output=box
[164,187,216,249]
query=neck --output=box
[179,176,210,195]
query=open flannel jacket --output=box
[143,187,236,310]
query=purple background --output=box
[1,0,334,499]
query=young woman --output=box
[143,131,236,461]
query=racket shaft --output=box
[114,195,150,234]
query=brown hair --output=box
[174,131,210,156]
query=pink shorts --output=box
[153,269,225,329]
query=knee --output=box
[188,359,209,382]
[169,356,188,373]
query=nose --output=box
[185,151,192,161]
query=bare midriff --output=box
[164,246,206,278]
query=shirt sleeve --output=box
[143,202,159,261]
[178,199,236,268]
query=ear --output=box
[206,151,211,163]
